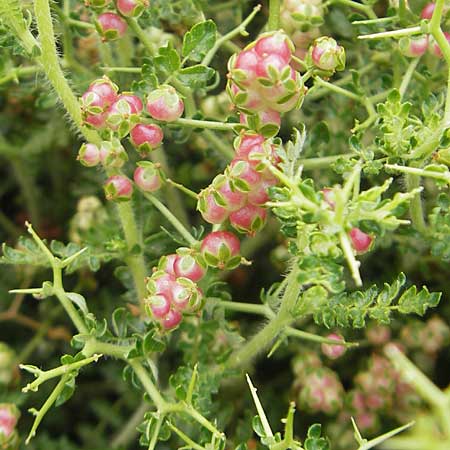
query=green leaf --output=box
[398,286,441,315]
[177,64,215,88]
[154,44,180,78]
[304,424,330,450]
[55,375,76,407]
[66,292,89,315]
[182,20,216,62]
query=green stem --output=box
[358,25,422,40]
[111,402,148,448]
[33,0,100,145]
[26,373,71,444]
[173,117,238,131]
[405,172,427,234]
[201,129,235,160]
[298,153,354,170]
[101,66,141,73]
[115,201,148,305]
[125,17,155,56]
[314,77,362,102]
[166,179,199,200]
[386,164,450,184]
[399,58,420,99]
[202,5,261,66]
[21,354,102,393]
[167,422,207,450]
[143,193,197,246]
[128,359,167,411]
[268,0,281,31]
[227,263,301,368]
[339,230,363,286]
[0,65,41,86]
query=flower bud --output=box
[229,159,262,191]
[173,253,206,282]
[86,77,118,108]
[292,350,322,379]
[77,143,101,167]
[0,344,15,386]
[130,123,163,153]
[197,190,230,224]
[96,12,128,41]
[171,277,204,312]
[310,36,345,72]
[133,162,162,192]
[321,333,346,359]
[229,204,267,235]
[145,294,171,319]
[200,231,241,269]
[116,0,149,18]
[420,316,450,354]
[430,32,450,58]
[84,111,108,129]
[214,178,247,212]
[365,325,391,346]
[146,86,184,122]
[147,271,177,299]
[0,403,20,448]
[161,309,182,330]
[99,139,128,168]
[421,2,435,19]
[299,367,344,414]
[103,175,133,201]
[158,254,177,276]
[107,94,143,133]
[349,227,373,253]
[399,35,429,58]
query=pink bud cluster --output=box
[197,132,280,235]
[299,367,344,415]
[145,252,206,330]
[79,78,183,154]
[227,31,306,118]
[89,1,149,40]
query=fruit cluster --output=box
[145,231,241,330]
[197,132,281,235]
[227,31,306,116]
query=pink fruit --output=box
[200,231,241,269]
[96,12,128,41]
[133,163,162,192]
[146,86,184,122]
[349,227,373,253]
[233,49,260,86]
[229,159,262,191]
[248,181,271,205]
[197,191,229,224]
[161,309,182,330]
[229,204,267,235]
[149,272,176,299]
[84,111,107,129]
[81,91,105,113]
[103,175,133,201]
[254,32,292,63]
[87,77,118,106]
[130,124,164,152]
[235,133,266,159]
[159,254,177,276]
[400,35,429,58]
[116,0,148,17]
[239,110,281,129]
[99,140,128,168]
[431,32,450,57]
[217,180,247,211]
[421,2,435,19]
[109,94,143,116]
[171,280,203,312]
[321,333,346,359]
[77,143,101,167]
[311,36,346,71]
[255,53,288,78]
[146,294,171,319]
[173,254,205,282]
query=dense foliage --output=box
[0,0,450,449]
